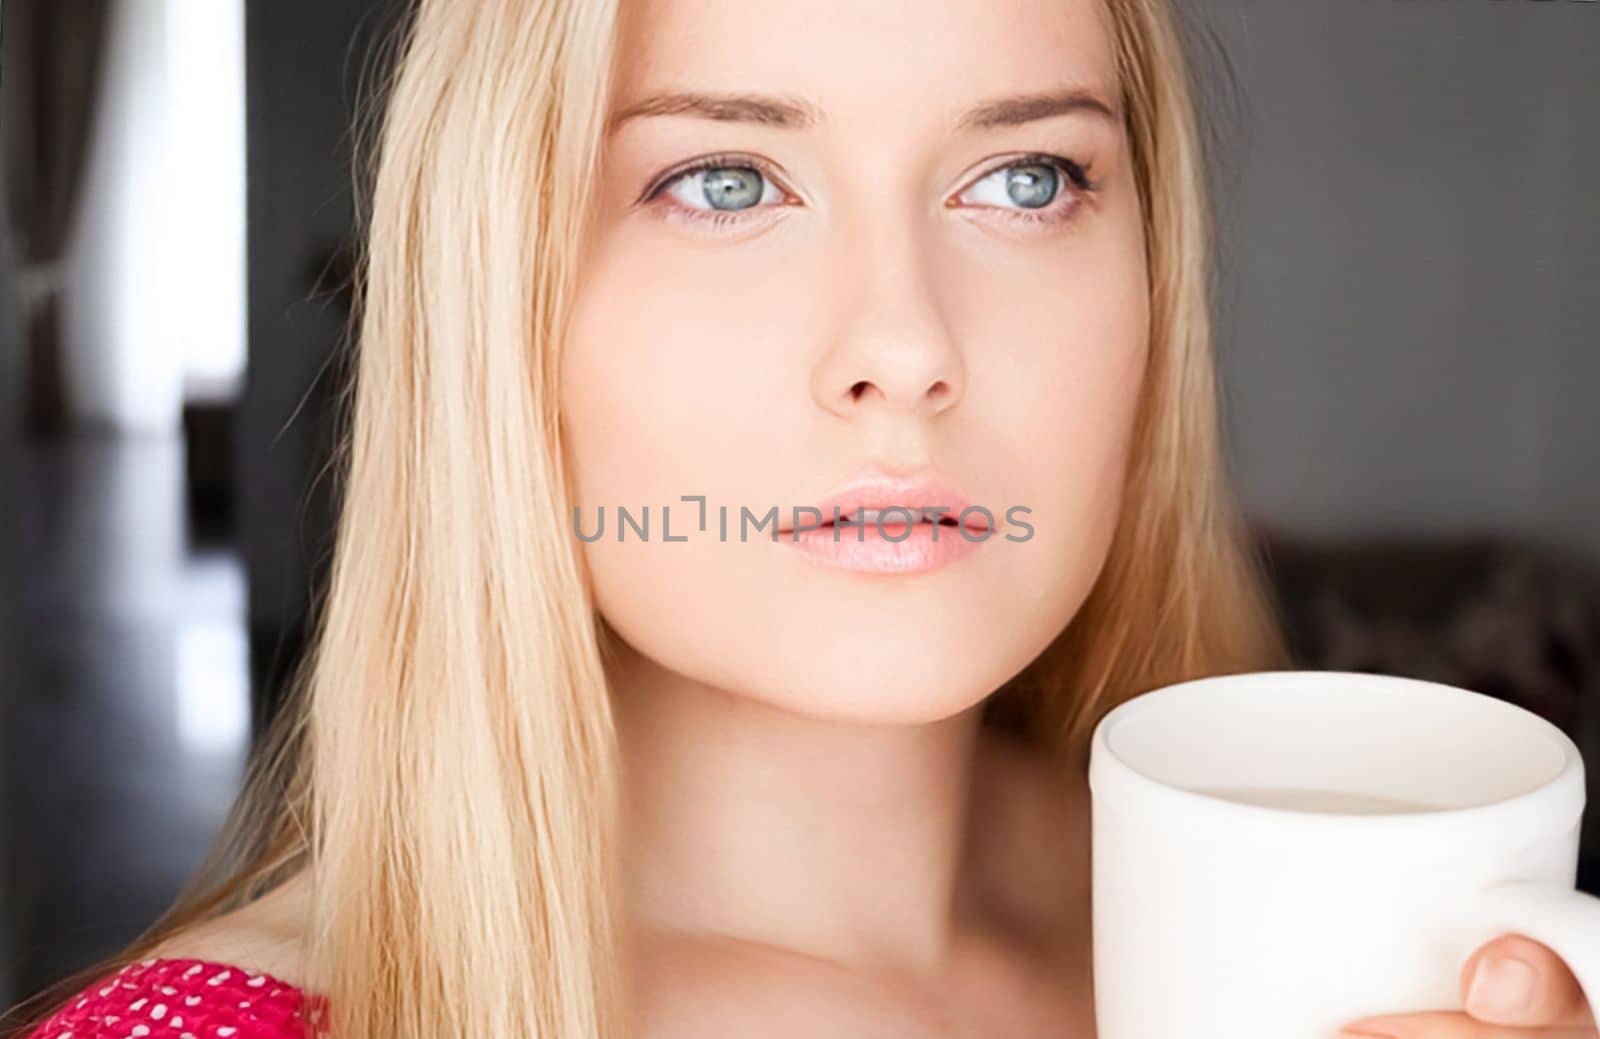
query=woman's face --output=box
[561,0,1149,723]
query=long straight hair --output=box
[5,1,1285,1035]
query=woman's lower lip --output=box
[780,520,989,573]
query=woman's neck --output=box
[610,641,993,977]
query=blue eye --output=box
[955,154,1097,227]
[673,165,780,211]
[968,162,1060,209]
[647,156,789,226]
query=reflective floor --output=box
[3,433,251,1005]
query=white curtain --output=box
[62,0,247,433]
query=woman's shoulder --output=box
[21,956,322,1039]
[141,873,316,991]
[21,876,322,1038]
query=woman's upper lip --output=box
[776,469,986,532]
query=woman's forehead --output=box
[610,0,1121,128]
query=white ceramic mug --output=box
[1088,669,1600,1039]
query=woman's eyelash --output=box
[639,152,782,206]
[639,152,1100,230]
[970,152,1101,229]
[999,152,1098,194]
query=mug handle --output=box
[1467,880,1600,1016]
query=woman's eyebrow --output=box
[608,91,819,131]
[958,87,1122,131]
[607,85,1121,134]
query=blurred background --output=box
[0,0,1595,1015]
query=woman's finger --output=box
[1339,1008,1596,1038]
[1338,933,1598,1038]
[1458,933,1596,1029]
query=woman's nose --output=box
[811,216,966,423]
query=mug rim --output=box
[1087,669,1585,829]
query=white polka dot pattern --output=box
[19,957,325,1039]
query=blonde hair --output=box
[5,0,1285,1035]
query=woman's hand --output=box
[1338,933,1598,1037]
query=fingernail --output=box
[1466,954,1538,1015]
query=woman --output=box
[8,0,1595,1036]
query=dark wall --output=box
[0,136,18,1015]
[0,120,18,436]
[240,0,407,727]
[1199,0,1600,559]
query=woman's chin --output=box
[722,643,1029,726]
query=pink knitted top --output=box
[22,957,325,1039]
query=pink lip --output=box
[775,467,994,575]
[778,468,990,534]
